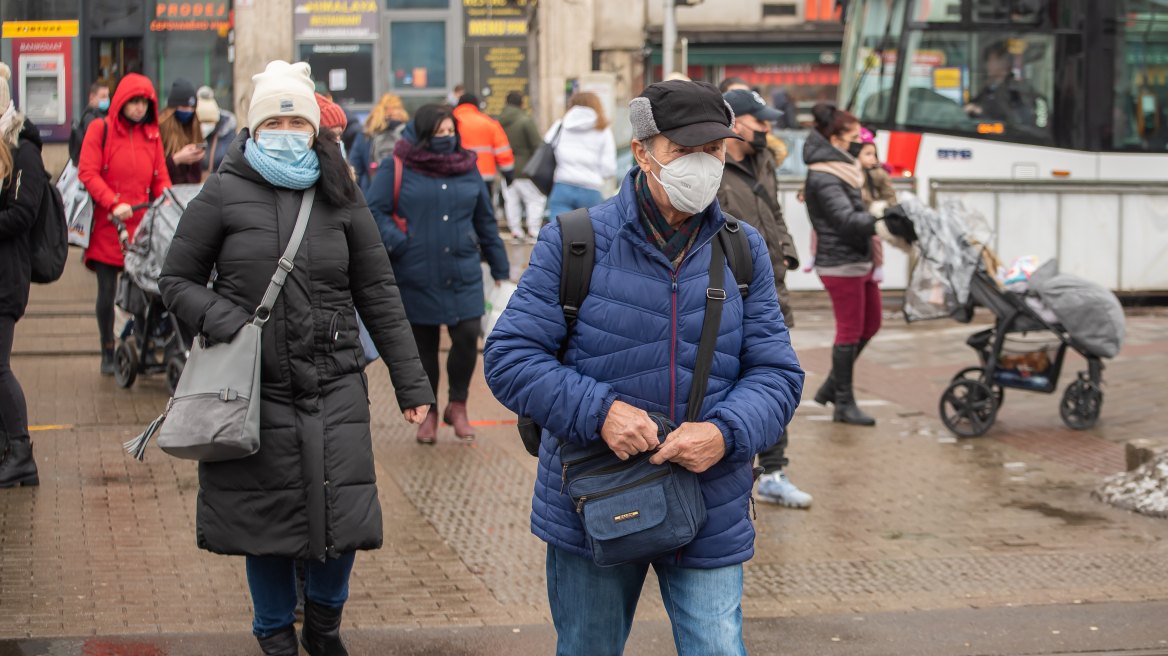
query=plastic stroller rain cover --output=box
[123,184,203,297]
[899,192,991,322]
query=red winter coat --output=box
[77,73,171,269]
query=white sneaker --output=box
[756,471,812,508]
[510,232,525,245]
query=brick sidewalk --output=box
[3,255,1167,640]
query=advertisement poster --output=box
[294,0,379,39]
[9,34,74,142]
[462,0,529,116]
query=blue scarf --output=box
[244,137,321,190]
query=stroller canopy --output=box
[123,184,204,296]
[1029,259,1126,359]
[900,192,989,323]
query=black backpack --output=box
[516,207,754,457]
[25,144,69,284]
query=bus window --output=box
[973,0,1046,23]
[1112,0,1168,152]
[914,0,962,22]
[840,0,908,123]
[894,31,1055,144]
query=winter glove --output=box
[882,204,918,244]
[875,220,912,254]
[502,169,515,185]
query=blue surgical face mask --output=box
[175,109,195,124]
[255,130,313,164]
[429,135,457,154]
[97,98,110,112]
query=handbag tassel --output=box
[124,402,170,461]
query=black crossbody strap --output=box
[557,208,595,360]
[718,217,753,299]
[687,235,727,424]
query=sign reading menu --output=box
[463,0,530,117]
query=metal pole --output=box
[680,37,688,75]
[662,0,676,78]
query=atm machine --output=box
[17,54,68,128]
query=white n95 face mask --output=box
[648,150,724,215]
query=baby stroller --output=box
[898,194,1124,438]
[113,185,204,395]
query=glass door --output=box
[93,38,144,93]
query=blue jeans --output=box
[245,553,355,638]
[547,182,604,223]
[546,544,747,656]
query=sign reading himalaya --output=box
[151,2,232,32]
[294,0,379,39]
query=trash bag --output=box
[483,280,518,338]
[1028,258,1125,358]
[123,184,203,296]
[899,192,988,322]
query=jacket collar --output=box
[613,168,727,273]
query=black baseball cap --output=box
[639,80,743,147]
[722,89,784,122]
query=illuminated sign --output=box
[2,21,79,38]
[151,2,232,32]
[976,123,1005,134]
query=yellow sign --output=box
[2,21,80,38]
[467,18,526,37]
[933,67,962,89]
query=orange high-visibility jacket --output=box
[453,104,514,181]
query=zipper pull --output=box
[750,495,757,520]
[575,496,586,513]
[560,463,568,495]
[671,275,678,293]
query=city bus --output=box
[831,0,1168,293]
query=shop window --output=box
[894,31,1055,144]
[1,0,77,22]
[1112,0,1168,151]
[386,0,449,7]
[299,43,375,105]
[154,30,233,111]
[391,21,446,89]
[88,0,146,34]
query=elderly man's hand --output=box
[600,401,660,460]
[649,422,726,473]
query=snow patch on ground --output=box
[1094,454,1168,518]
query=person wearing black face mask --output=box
[367,103,510,445]
[158,78,206,184]
[718,88,812,509]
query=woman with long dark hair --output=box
[803,103,881,426]
[159,61,434,656]
[367,103,509,444]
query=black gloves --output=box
[881,205,918,245]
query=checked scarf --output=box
[634,169,705,269]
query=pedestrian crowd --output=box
[0,55,911,655]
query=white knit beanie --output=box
[0,63,12,110]
[248,61,319,135]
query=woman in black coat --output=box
[803,103,880,427]
[0,81,44,488]
[159,61,433,656]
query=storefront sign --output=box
[11,37,73,143]
[294,0,379,39]
[724,64,840,86]
[2,21,79,38]
[463,0,528,39]
[151,2,233,32]
[463,43,528,116]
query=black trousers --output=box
[94,261,119,348]
[755,427,789,475]
[411,319,480,403]
[0,316,28,443]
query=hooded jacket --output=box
[366,122,510,327]
[483,169,804,568]
[545,106,617,192]
[453,103,514,181]
[802,130,877,269]
[496,104,543,179]
[0,119,46,320]
[158,130,434,560]
[158,106,204,184]
[77,73,171,269]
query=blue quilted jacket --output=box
[483,170,804,568]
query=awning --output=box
[649,45,841,66]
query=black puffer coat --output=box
[803,130,876,268]
[159,131,434,561]
[0,120,46,321]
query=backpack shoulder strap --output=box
[688,234,727,423]
[718,215,754,298]
[391,155,405,233]
[556,207,595,359]
[100,119,109,173]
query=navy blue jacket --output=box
[366,128,509,327]
[483,170,804,568]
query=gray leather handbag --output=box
[124,187,316,462]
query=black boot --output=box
[0,434,39,487]
[300,599,349,656]
[256,625,299,656]
[100,343,115,376]
[815,339,868,406]
[831,344,875,426]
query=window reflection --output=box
[840,0,907,123]
[391,21,447,89]
[1112,0,1168,151]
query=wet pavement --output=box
[2,249,1167,653]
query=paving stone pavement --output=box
[2,253,1167,642]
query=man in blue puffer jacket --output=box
[483,80,804,655]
